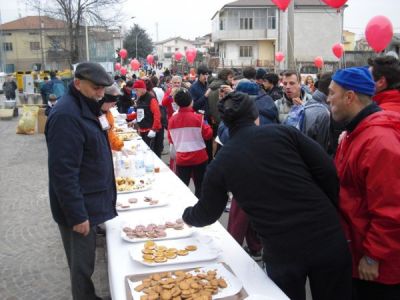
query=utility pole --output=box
[0,9,5,72]
[38,6,45,70]
[85,21,90,61]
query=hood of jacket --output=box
[209,79,228,91]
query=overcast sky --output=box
[0,0,399,41]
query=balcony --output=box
[213,29,277,42]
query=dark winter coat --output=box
[45,83,117,227]
[183,124,348,263]
[3,80,17,99]
[189,79,209,120]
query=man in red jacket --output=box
[369,55,400,113]
[328,67,400,300]
[167,88,213,198]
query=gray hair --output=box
[105,83,122,96]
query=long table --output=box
[105,139,289,300]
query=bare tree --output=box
[27,0,124,64]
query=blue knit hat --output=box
[332,67,375,96]
[235,80,260,96]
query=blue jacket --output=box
[253,91,279,125]
[45,83,117,227]
[189,79,209,119]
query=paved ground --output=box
[0,97,310,299]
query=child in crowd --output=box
[167,89,213,198]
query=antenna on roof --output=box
[17,2,22,19]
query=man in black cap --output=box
[45,62,116,300]
[183,92,352,300]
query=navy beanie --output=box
[235,80,260,96]
[218,92,259,128]
[256,68,267,80]
[332,67,375,96]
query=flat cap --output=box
[75,62,113,86]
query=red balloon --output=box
[147,54,154,65]
[332,43,344,59]
[119,48,128,59]
[314,56,324,69]
[130,59,140,71]
[365,15,393,53]
[272,0,292,11]
[322,0,347,9]
[120,67,127,76]
[115,63,121,71]
[275,51,285,62]
[174,51,183,61]
[185,48,197,64]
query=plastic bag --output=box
[16,106,39,135]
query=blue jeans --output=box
[58,225,102,300]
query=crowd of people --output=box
[45,55,400,300]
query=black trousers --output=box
[263,237,352,300]
[140,131,162,157]
[176,162,207,198]
[58,225,101,300]
[353,279,400,300]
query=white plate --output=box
[127,262,243,299]
[129,236,221,267]
[116,197,168,211]
[116,184,151,194]
[121,223,193,243]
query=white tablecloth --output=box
[105,139,289,300]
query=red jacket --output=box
[335,111,400,284]
[373,89,400,113]
[161,88,174,120]
[167,107,213,166]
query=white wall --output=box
[294,8,342,62]
[222,41,259,66]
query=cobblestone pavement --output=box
[0,100,110,300]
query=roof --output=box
[155,36,194,45]
[222,0,325,8]
[212,0,328,19]
[0,16,66,30]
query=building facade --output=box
[0,16,120,72]
[211,0,344,70]
[155,37,195,66]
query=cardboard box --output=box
[37,108,47,134]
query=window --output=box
[219,20,224,30]
[239,46,253,57]
[3,42,12,51]
[29,32,39,35]
[2,32,11,36]
[167,46,171,52]
[240,18,253,30]
[30,42,40,50]
[267,8,276,29]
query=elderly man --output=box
[45,62,116,300]
[162,75,183,119]
[183,91,352,300]
[275,70,312,123]
[328,67,400,300]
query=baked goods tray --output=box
[125,262,248,300]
